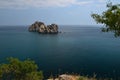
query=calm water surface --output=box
[0,25,120,79]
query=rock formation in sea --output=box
[28,21,58,34]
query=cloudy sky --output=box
[0,0,119,25]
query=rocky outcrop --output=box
[47,74,79,80]
[28,21,58,34]
[59,74,78,80]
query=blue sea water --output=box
[0,25,120,79]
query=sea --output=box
[0,25,120,79]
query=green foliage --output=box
[0,57,43,80]
[91,2,120,37]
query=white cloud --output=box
[0,0,106,9]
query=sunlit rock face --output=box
[28,21,58,34]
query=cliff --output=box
[28,21,58,34]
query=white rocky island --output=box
[28,21,58,34]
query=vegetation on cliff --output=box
[0,57,115,80]
[0,57,43,80]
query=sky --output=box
[0,0,119,25]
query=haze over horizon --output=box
[0,0,119,26]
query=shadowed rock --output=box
[28,21,58,34]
